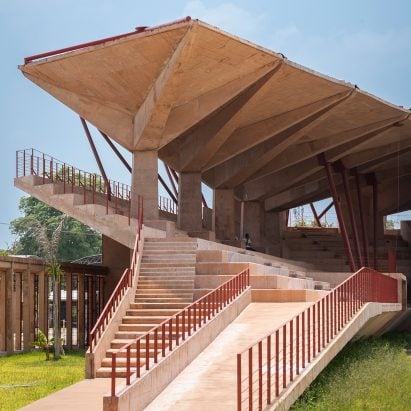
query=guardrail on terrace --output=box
[16,149,178,218]
[110,268,250,396]
[236,267,398,411]
[88,195,143,352]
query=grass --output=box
[0,349,85,410]
[291,332,411,411]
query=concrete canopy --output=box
[20,18,411,211]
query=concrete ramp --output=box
[144,303,311,411]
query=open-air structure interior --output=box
[6,16,410,411]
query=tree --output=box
[10,196,101,260]
[31,217,66,360]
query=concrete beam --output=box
[249,116,405,181]
[133,28,193,150]
[203,90,354,188]
[160,62,282,171]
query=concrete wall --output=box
[103,288,252,411]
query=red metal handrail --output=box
[16,148,178,218]
[110,268,250,396]
[16,148,133,222]
[24,17,192,64]
[88,195,143,352]
[236,267,399,411]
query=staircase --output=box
[96,238,197,377]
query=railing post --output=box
[296,315,300,375]
[283,325,287,388]
[307,306,311,363]
[137,339,141,377]
[111,353,117,397]
[267,335,271,404]
[258,340,263,410]
[145,334,150,370]
[237,354,242,411]
[302,311,305,368]
[275,329,279,397]
[248,348,253,411]
[126,346,131,385]
[290,319,294,382]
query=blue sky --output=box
[1,0,411,248]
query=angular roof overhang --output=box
[20,17,411,211]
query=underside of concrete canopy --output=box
[20,17,411,214]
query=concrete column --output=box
[5,268,13,354]
[13,272,21,350]
[213,189,235,241]
[77,274,85,349]
[22,269,35,351]
[263,210,286,256]
[102,235,131,302]
[131,150,158,221]
[177,172,202,232]
[0,271,6,351]
[38,270,47,334]
[243,201,262,249]
[65,272,72,349]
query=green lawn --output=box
[292,332,411,411]
[0,350,85,410]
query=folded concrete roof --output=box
[20,17,411,211]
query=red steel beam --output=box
[309,202,321,227]
[318,201,334,220]
[371,175,379,270]
[99,131,131,173]
[24,16,192,64]
[80,117,111,199]
[354,169,370,266]
[338,162,363,267]
[164,164,178,198]
[319,154,356,271]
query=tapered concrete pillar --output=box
[263,210,286,256]
[131,150,158,221]
[177,172,202,232]
[243,201,262,249]
[213,189,235,241]
[22,269,35,351]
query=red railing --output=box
[110,268,250,396]
[24,17,192,64]
[16,148,178,218]
[17,148,133,222]
[88,195,143,352]
[236,267,398,411]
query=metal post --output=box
[372,176,379,270]
[339,163,363,267]
[319,155,356,272]
[354,169,370,266]
[80,117,111,200]
[309,203,322,227]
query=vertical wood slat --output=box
[77,274,85,349]
[66,272,73,349]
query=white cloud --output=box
[183,0,265,38]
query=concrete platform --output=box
[20,378,115,411]
[144,302,311,411]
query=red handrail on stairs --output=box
[88,195,143,352]
[110,268,250,396]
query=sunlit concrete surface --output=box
[145,302,311,411]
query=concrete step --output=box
[130,302,189,309]
[139,276,194,282]
[135,296,193,302]
[137,282,194,289]
[145,238,197,243]
[140,262,196,268]
[126,309,180,317]
[96,367,143,378]
[143,249,197,255]
[122,315,171,324]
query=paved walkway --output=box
[20,378,112,411]
[145,302,311,411]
